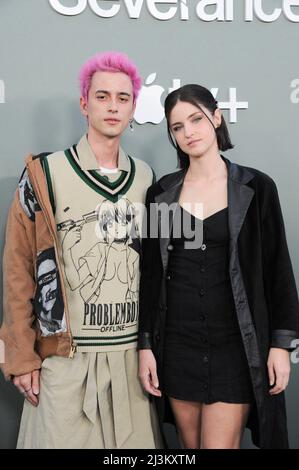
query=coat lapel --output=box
[225,157,255,244]
[154,169,186,271]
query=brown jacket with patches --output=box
[0,153,76,380]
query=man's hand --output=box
[13,370,40,406]
[138,349,162,397]
[267,348,291,395]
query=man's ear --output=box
[80,96,88,118]
[131,101,136,120]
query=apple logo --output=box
[134,73,165,125]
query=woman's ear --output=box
[214,107,222,129]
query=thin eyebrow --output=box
[95,90,131,97]
[171,111,203,127]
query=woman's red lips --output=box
[188,139,201,146]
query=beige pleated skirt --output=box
[17,348,163,449]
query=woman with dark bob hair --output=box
[138,84,299,449]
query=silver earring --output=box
[129,119,134,132]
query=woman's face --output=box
[106,216,129,241]
[169,100,221,158]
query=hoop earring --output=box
[129,119,134,132]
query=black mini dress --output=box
[162,206,254,404]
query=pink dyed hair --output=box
[79,51,142,103]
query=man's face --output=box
[38,259,57,313]
[80,71,135,139]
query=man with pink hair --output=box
[0,51,162,449]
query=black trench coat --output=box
[138,156,299,449]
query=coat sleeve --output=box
[262,178,299,351]
[138,186,160,350]
[0,185,42,380]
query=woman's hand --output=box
[267,348,291,395]
[138,349,162,397]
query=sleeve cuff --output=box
[137,332,152,350]
[271,329,298,351]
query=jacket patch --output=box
[34,247,66,337]
[18,169,41,221]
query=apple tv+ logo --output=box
[134,75,248,124]
[134,73,169,125]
